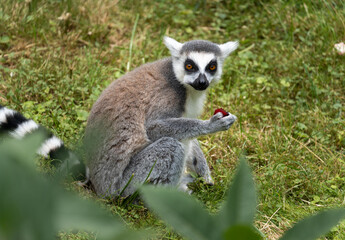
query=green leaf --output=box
[55,192,137,239]
[0,133,45,169]
[141,186,215,240]
[216,156,257,230]
[0,135,147,240]
[280,208,345,240]
[0,35,10,44]
[76,109,89,121]
[223,225,263,240]
[0,136,56,240]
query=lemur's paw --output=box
[203,174,214,186]
[209,111,237,132]
[223,113,237,126]
[178,182,193,194]
[210,112,224,122]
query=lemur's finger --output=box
[210,112,223,122]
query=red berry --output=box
[214,108,229,117]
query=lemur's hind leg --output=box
[120,137,185,197]
[186,139,214,185]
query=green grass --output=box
[1,0,345,239]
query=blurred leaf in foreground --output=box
[0,133,149,240]
[280,208,345,240]
[217,156,257,231]
[141,156,262,240]
[142,156,345,240]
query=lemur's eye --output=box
[206,61,217,74]
[209,64,216,71]
[184,59,198,73]
[185,64,193,70]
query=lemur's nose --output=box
[198,74,207,86]
[193,73,209,91]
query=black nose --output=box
[190,74,209,91]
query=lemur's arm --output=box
[146,113,236,142]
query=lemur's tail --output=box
[0,104,88,181]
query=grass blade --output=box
[223,225,263,240]
[126,14,139,72]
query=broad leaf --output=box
[216,156,257,230]
[0,136,56,240]
[0,136,147,240]
[280,208,345,240]
[223,225,263,240]
[0,133,45,169]
[55,191,146,240]
[141,186,216,240]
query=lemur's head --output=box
[164,36,238,91]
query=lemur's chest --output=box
[182,90,207,119]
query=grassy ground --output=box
[1,0,345,239]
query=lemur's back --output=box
[85,58,186,195]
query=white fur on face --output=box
[187,52,223,86]
[188,52,215,74]
[172,52,224,88]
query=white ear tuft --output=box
[219,41,239,58]
[164,36,183,57]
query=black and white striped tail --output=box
[0,104,88,181]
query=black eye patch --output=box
[206,60,217,74]
[184,59,198,73]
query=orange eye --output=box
[186,64,193,70]
[209,64,216,71]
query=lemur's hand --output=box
[208,111,237,133]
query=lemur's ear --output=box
[219,41,239,59]
[164,36,183,57]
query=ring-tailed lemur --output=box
[0,104,85,178]
[84,36,238,197]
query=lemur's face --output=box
[164,37,238,91]
[173,52,221,91]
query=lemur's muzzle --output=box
[190,73,209,91]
